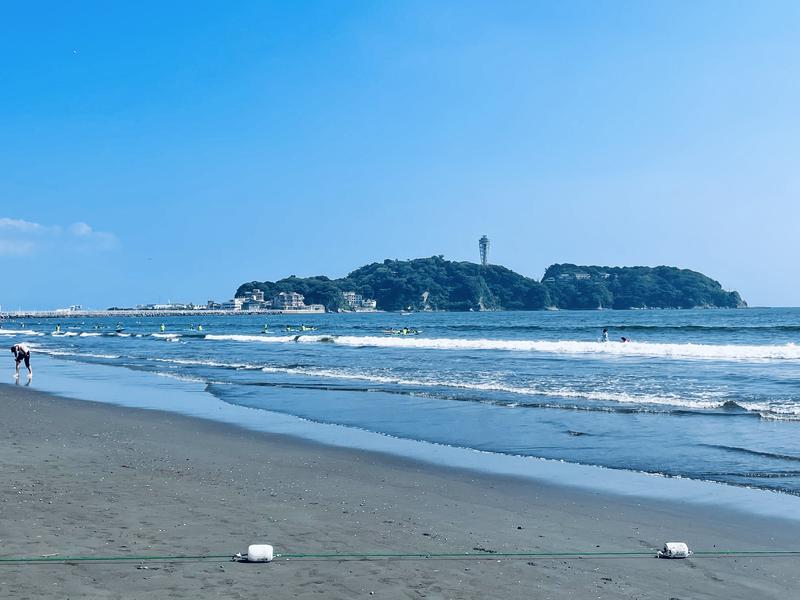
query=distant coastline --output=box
[1,257,746,316]
[0,308,330,319]
[235,256,746,313]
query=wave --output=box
[34,348,122,360]
[137,353,728,412]
[0,329,45,336]
[33,335,800,419]
[152,333,182,341]
[257,365,735,410]
[137,353,795,418]
[203,333,800,361]
[150,357,262,370]
[702,444,800,462]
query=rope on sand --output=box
[1,549,800,564]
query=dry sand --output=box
[1,383,799,599]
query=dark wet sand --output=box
[1,383,799,599]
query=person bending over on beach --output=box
[10,344,32,378]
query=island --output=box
[235,256,745,312]
[542,264,745,310]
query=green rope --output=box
[277,551,654,559]
[1,549,799,564]
[0,554,231,563]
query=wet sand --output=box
[1,383,799,599]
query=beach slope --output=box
[1,384,798,599]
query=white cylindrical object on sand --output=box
[247,544,274,562]
[660,542,691,558]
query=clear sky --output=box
[1,1,798,309]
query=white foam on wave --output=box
[0,329,45,336]
[259,365,726,410]
[79,332,103,337]
[151,357,256,370]
[204,333,800,361]
[152,333,182,341]
[741,401,800,420]
[205,334,301,344]
[156,354,701,409]
[34,347,121,360]
[262,362,800,418]
[51,331,79,337]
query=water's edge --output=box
[15,354,800,523]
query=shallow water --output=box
[4,308,800,494]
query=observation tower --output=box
[479,235,490,266]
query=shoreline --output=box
[18,354,800,519]
[2,383,800,598]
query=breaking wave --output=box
[203,333,800,361]
[136,355,795,418]
[0,329,45,337]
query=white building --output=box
[272,292,306,310]
[342,290,377,311]
[221,298,245,310]
[342,291,362,309]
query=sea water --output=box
[4,308,800,495]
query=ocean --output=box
[4,307,800,495]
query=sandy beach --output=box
[1,383,799,599]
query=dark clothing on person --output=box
[11,344,31,371]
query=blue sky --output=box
[1,1,798,309]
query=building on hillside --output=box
[342,291,362,308]
[342,291,378,311]
[272,292,305,310]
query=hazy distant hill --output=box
[542,264,746,310]
[236,257,745,311]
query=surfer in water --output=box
[10,343,32,378]
[602,328,609,342]
[621,336,630,343]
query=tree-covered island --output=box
[236,256,745,312]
